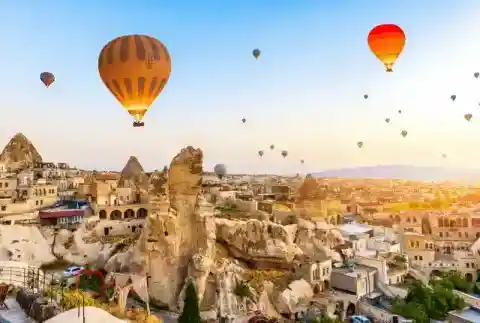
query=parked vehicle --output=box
[62,266,84,277]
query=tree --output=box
[179,280,201,323]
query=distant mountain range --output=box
[313,165,480,183]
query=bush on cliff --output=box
[179,280,201,323]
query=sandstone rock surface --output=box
[105,146,216,309]
[0,133,42,170]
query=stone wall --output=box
[16,288,61,322]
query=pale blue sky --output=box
[1,1,480,174]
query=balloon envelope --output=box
[465,113,473,121]
[451,95,456,101]
[357,141,363,148]
[214,164,227,179]
[270,145,275,150]
[300,159,304,164]
[252,49,261,59]
[281,150,288,158]
[98,34,171,122]
[40,72,55,87]
[368,24,406,72]
[242,118,246,123]
[401,130,408,137]
[398,110,402,114]
[385,118,390,123]
[364,94,368,99]
[258,150,264,157]
[475,72,479,79]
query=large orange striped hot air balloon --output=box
[98,34,171,127]
[367,24,406,72]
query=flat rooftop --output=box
[339,223,373,235]
[333,264,377,278]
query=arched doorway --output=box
[346,303,356,317]
[466,273,473,282]
[99,210,107,219]
[124,209,135,219]
[110,210,122,220]
[430,270,442,278]
[137,208,148,218]
[323,280,330,290]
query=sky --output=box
[1,1,480,174]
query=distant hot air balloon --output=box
[401,130,408,137]
[357,141,363,148]
[214,164,227,179]
[281,150,288,158]
[300,159,305,164]
[258,150,264,157]
[475,72,479,79]
[385,118,390,123]
[98,34,171,127]
[252,49,261,59]
[40,72,55,88]
[364,94,369,99]
[241,118,246,123]
[451,95,456,101]
[270,144,275,150]
[464,113,473,122]
[442,153,447,158]
[367,24,406,72]
[398,110,402,114]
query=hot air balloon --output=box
[442,153,447,158]
[98,34,171,127]
[464,113,473,122]
[242,118,246,123]
[357,141,363,148]
[385,118,390,123]
[40,72,55,88]
[475,72,479,79]
[398,110,402,114]
[258,150,264,157]
[270,144,275,150]
[364,94,369,99]
[281,150,288,158]
[401,130,408,137]
[214,164,227,179]
[451,95,456,101]
[300,159,304,164]
[252,49,261,59]
[367,24,406,72]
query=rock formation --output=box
[0,133,42,170]
[105,146,216,309]
[215,218,302,268]
[118,156,149,190]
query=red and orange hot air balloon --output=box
[367,24,406,72]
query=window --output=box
[471,263,476,268]
[414,256,418,260]
[407,217,411,223]
[463,218,469,227]
[0,206,5,211]
[446,232,449,237]
[467,263,470,268]
[35,201,38,206]
[419,256,423,261]
[440,232,443,237]
[413,217,417,223]
[415,241,420,248]
[465,232,469,238]
[5,183,8,188]
[458,232,462,237]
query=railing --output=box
[0,265,60,293]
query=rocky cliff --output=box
[118,156,149,190]
[0,133,42,170]
[105,146,216,309]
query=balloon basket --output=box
[386,68,393,72]
[133,121,144,127]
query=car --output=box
[63,266,84,277]
[350,315,371,323]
